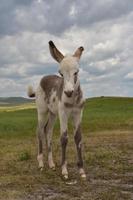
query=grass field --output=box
[0,97,133,200]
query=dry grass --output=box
[0,97,133,199]
[0,130,133,200]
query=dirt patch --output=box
[21,176,133,200]
[23,187,68,200]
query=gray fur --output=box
[74,125,83,168]
[75,86,83,104]
[64,102,73,108]
[60,131,68,165]
[37,133,43,154]
[44,112,56,160]
[40,75,63,101]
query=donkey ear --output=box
[49,41,64,63]
[73,46,84,60]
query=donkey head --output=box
[49,41,84,98]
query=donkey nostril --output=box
[64,90,73,97]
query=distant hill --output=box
[0,97,34,106]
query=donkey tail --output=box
[27,85,35,98]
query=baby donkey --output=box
[28,41,86,179]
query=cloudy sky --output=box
[0,0,133,98]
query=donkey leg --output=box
[45,112,56,170]
[37,112,46,171]
[59,109,69,179]
[72,110,86,179]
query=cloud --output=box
[1,0,133,36]
[125,72,133,80]
[0,0,133,97]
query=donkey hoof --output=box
[49,163,56,170]
[50,166,56,171]
[39,167,44,171]
[63,174,68,180]
[80,173,87,180]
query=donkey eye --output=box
[58,70,63,77]
[74,70,79,76]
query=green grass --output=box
[0,109,36,138]
[1,97,133,138]
[83,97,133,131]
[0,97,133,200]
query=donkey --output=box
[28,41,86,179]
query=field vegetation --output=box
[0,97,133,200]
